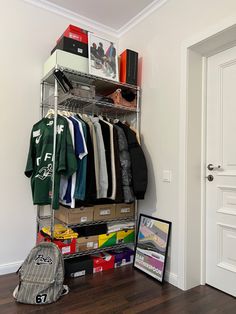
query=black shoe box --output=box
[65,256,93,278]
[73,224,108,237]
[51,36,88,58]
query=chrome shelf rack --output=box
[37,215,135,229]
[39,65,141,258]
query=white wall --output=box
[0,0,115,275]
[1,0,236,287]
[119,0,236,286]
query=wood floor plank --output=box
[0,266,235,314]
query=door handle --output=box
[207,164,221,171]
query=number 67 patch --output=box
[36,294,47,304]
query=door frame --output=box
[178,16,236,290]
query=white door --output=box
[206,45,236,297]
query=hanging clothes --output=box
[114,124,135,203]
[116,121,148,200]
[99,118,116,200]
[25,116,77,209]
[83,121,96,203]
[59,114,88,208]
[73,115,88,201]
[99,119,112,197]
[59,116,76,208]
[113,126,123,203]
[90,116,108,198]
[83,115,100,198]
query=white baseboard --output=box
[0,261,23,276]
[0,261,179,288]
[165,271,178,287]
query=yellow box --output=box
[98,233,117,248]
[117,229,135,244]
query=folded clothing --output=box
[41,224,78,240]
[107,221,135,233]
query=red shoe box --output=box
[57,24,88,44]
[37,232,76,255]
[91,252,115,273]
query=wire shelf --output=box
[42,93,139,116]
[42,66,140,93]
[37,216,135,228]
[61,217,135,229]
[63,242,134,259]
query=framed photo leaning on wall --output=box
[134,214,171,283]
[88,33,119,81]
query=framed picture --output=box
[88,33,119,81]
[134,214,171,283]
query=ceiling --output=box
[46,0,158,31]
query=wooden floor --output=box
[0,266,235,314]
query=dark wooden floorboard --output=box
[0,266,235,314]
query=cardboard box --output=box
[57,25,88,44]
[76,235,99,252]
[109,247,134,268]
[115,203,135,219]
[98,233,116,248]
[64,256,93,278]
[117,229,135,244]
[51,36,88,58]
[55,206,94,225]
[91,252,115,273]
[43,50,88,78]
[93,204,116,221]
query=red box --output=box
[91,252,115,273]
[57,24,88,44]
[37,232,76,255]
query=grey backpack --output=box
[13,242,68,305]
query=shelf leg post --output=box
[50,77,58,241]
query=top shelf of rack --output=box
[41,66,140,95]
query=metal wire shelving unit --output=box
[39,65,141,258]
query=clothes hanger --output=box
[45,109,54,118]
[62,110,70,117]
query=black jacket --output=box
[117,122,148,200]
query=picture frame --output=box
[88,33,119,81]
[133,214,171,283]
